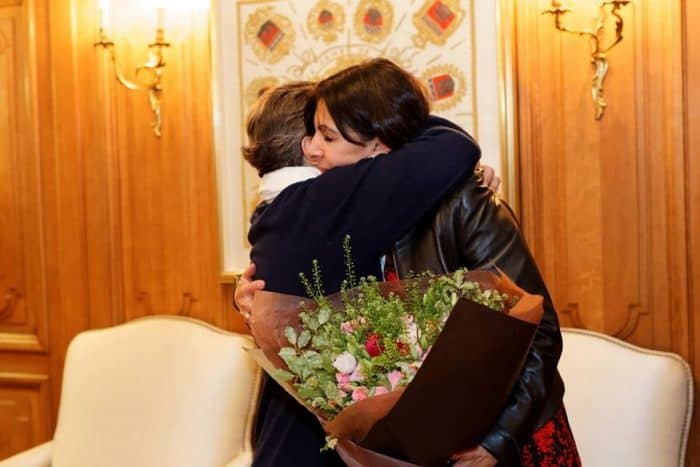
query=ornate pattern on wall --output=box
[234,0,476,245]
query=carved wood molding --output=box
[0,288,23,320]
[133,290,201,316]
[134,290,152,315]
[0,333,42,352]
[564,302,648,340]
[0,372,48,387]
[613,304,648,340]
[178,292,199,316]
[0,371,51,459]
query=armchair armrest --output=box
[0,441,52,467]
[222,450,253,467]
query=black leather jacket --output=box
[391,174,565,466]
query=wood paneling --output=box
[515,0,687,347]
[0,0,240,458]
[103,10,224,327]
[0,2,54,455]
[0,373,51,459]
[683,0,700,461]
[0,5,49,354]
[514,0,697,462]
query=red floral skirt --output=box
[521,405,581,467]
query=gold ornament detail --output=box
[412,0,465,48]
[354,0,394,44]
[307,0,346,43]
[244,6,295,64]
[244,76,281,108]
[421,64,466,112]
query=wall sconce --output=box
[543,1,631,120]
[94,0,170,137]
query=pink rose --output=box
[338,383,354,392]
[373,386,389,396]
[340,321,355,334]
[387,370,402,390]
[336,372,350,384]
[365,333,384,357]
[351,387,369,401]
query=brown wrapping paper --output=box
[248,270,544,467]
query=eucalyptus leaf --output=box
[278,347,298,365]
[318,306,331,325]
[298,330,311,348]
[285,327,298,346]
[271,368,296,382]
[298,386,322,400]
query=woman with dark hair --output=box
[239,58,580,466]
[302,58,431,171]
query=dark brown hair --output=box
[243,81,314,176]
[305,58,430,149]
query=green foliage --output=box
[279,237,513,421]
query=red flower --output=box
[365,333,384,357]
[395,341,410,356]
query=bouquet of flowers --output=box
[248,241,544,467]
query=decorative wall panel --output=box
[514,0,695,461]
[514,0,686,348]
[212,0,514,276]
[0,373,51,459]
[0,7,48,353]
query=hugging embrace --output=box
[235,58,581,467]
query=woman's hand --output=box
[480,164,501,193]
[451,446,498,467]
[233,263,265,325]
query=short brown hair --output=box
[243,82,314,176]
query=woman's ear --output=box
[366,138,391,158]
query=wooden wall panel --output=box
[514,0,696,462]
[0,2,54,455]
[0,373,51,459]
[104,10,224,327]
[515,0,687,349]
[0,5,48,354]
[683,0,700,461]
[0,0,240,458]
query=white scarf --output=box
[258,166,322,203]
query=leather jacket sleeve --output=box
[446,177,564,466]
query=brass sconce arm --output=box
[94,28,170,137]
[543,1,631,120]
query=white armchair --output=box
[0,316,261,467]
[559,328,693,467]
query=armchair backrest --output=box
[51,316,261,467]
[559,328,693,467]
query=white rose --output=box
[333,352,357,375]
